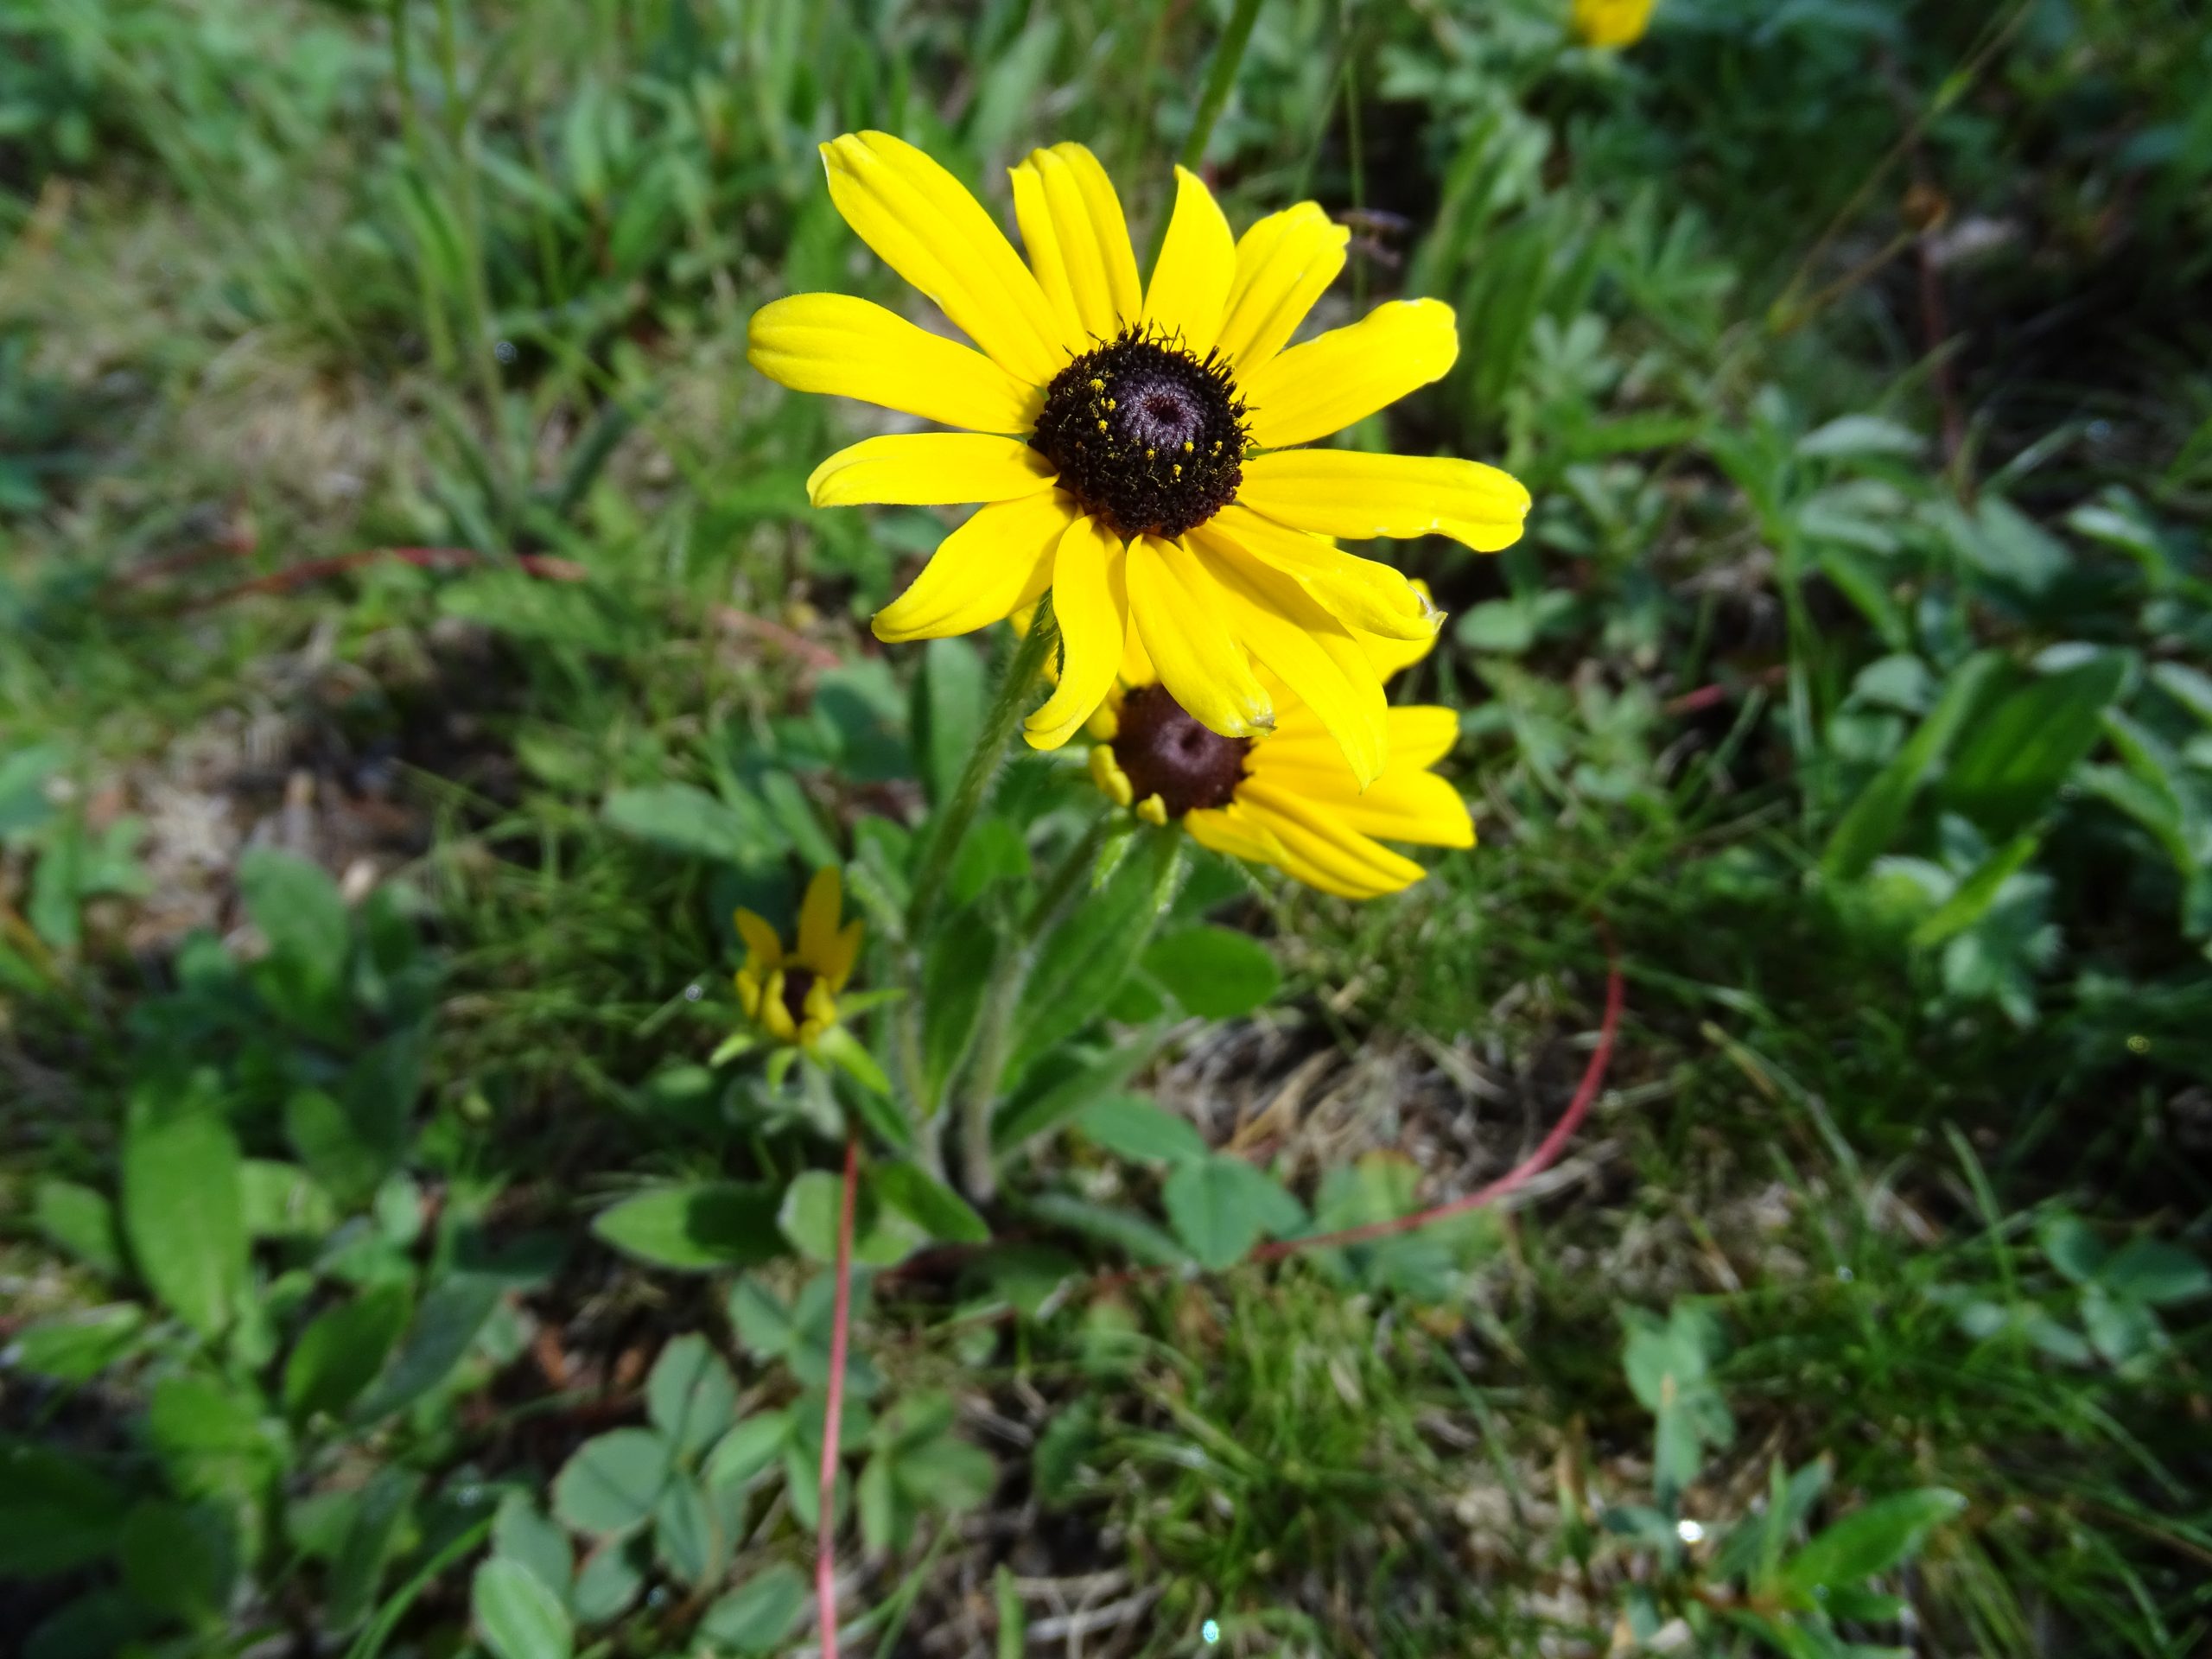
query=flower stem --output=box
[956,811,1116,1203]
[906,601,1058,938]
[816,1133,860,1659]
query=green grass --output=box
[4,2,2211,1656]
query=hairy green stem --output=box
[905,604,1058,939]
[955,811,1116,1203]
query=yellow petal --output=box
[1118,613,1157,687]
[759,971,798,1041]
[808,434,1057,508]
[1200,543,1388,786]
[1573,0,1656,48]
[1127,535,1273,739]
[823,919,864,992]
[1246,749,1473,849]
[820,131,1071,385]
[1025,516,1129,750]
[1217,202,1350,371]
[1387,704,1461,769]
[1236,450,1531,551]
[1270,704,1459,773]
[796,866,842,969]
[1237,780,1429,898]
[734,968,764,1019]
[1361,620,1440,681]
[1184,802,1288,867]
[1011,143,1143,347]
[804,976,839,1029]
[873,491,1074,644]
[1242,299,1460,448]
[747,294,1041,434]
[1141,166,1235,358]
[1195,506,1436,642]
[734,909,784,972]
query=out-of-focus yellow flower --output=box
[747,131,1529,783]
[1084,594,1472,899]
[734,867,865,1047]
[1573,0,1656,48]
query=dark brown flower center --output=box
[780,966,819,1026]
[1031,326,1246,538]
[1111,683,1250,817]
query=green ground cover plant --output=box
[3,2,2209,1656]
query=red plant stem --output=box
[1250,935,1623,1262]
[816,1134,860,1659]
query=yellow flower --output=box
[733,867,865,1048]
[747,133,1530,786]
[1573,0,1656,48]
[1084,606,1472,899]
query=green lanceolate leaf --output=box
[2100,1236,2210,1306]
[144,1374,286,1507]
[1939,652,2126,836]
[351,1274,503,1423]
[1077,1093,1208,1166]
[121,1084,245,1340]
[592,1182,785,1271]
[1022,1192,1190,1268]
[327,1466,423,1635]
[236,847,350,988]
[916,636,989,808]
[922,904,999,1101]
[873,1160,991,1244]
[991,1035,1162,1155]
[602,782,782,866]
[33,1179,125,1278]
[283,1282,412,1422]
[1909,831,2042,950]
[14,1306,145,1382]
[1009,830,1183,1077]
[1823,650,2005,878]
[1774,1488,1967,1606]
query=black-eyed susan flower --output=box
[747,133,1530,784]
[1084,616,1472,899]
[734,866,864,1049]
[1572,0,1656,48]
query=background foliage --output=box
[3,1,2209,1656]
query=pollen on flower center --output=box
[1030,325,1247,538]
[1111,683,1251,817]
